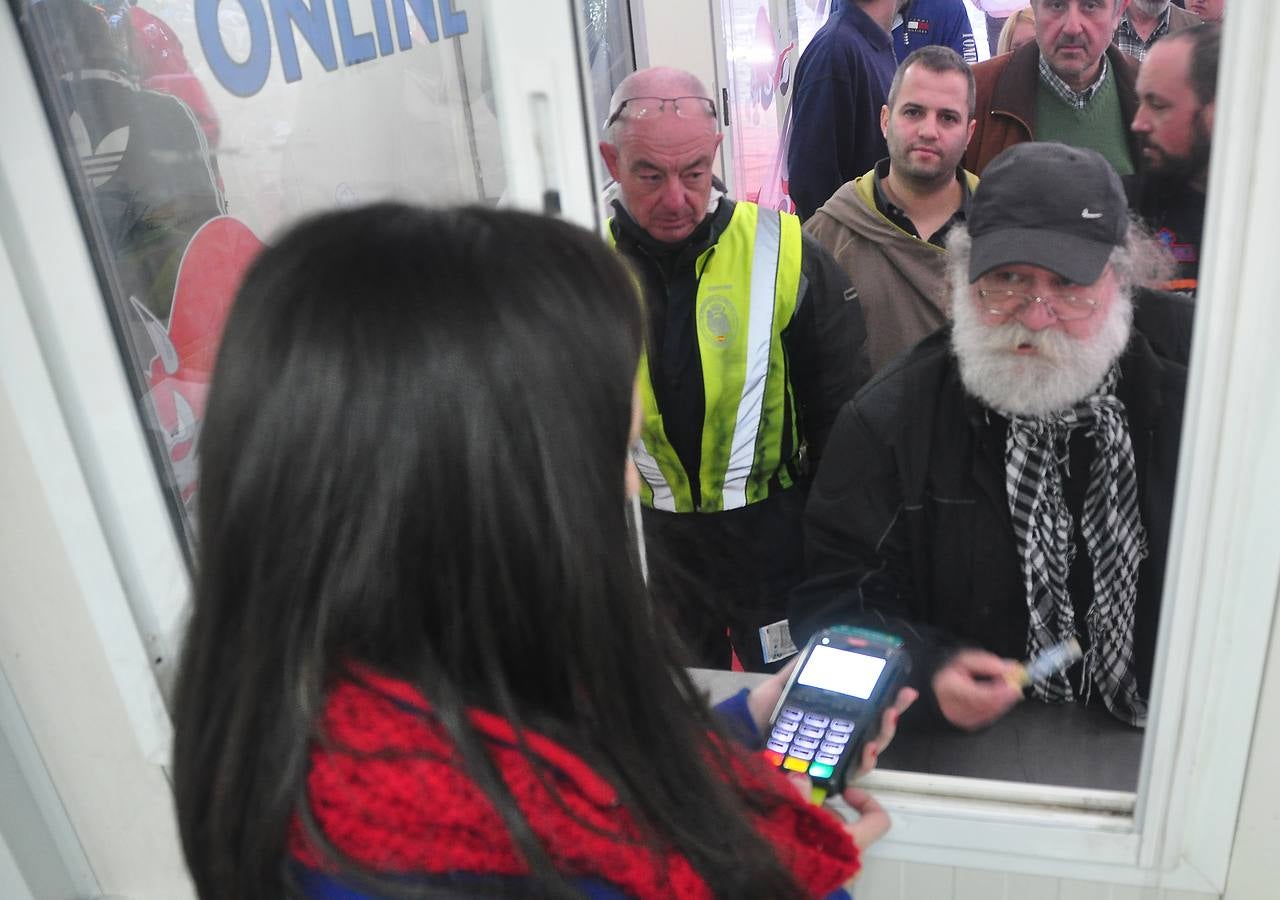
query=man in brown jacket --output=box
[807,46,979,372]
[964,0,1141,175]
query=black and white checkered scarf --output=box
[1004,366,1149,726]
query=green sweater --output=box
[1035,71,1134,176]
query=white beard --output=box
[951,284,1134,418]
[1129,0,1171,16]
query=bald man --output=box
[599,67,871,672]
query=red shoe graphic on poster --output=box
[133,216,262,506]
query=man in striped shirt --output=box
[1113,0,1201,61]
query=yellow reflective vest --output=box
[609,202,805,513]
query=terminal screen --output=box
[797,645,887,699]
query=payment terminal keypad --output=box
[763,706,855,780]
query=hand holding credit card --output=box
[1005,638,1084,688]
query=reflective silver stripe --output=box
[720,208,781,510]
[632,438,677,512]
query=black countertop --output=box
[689,668,1144,792]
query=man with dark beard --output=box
[1131,24,1219,293]
[790,143,1192,732]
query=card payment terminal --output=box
[763,626,911,796]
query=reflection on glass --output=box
[698,12,1220,800]
[582,0,637,140]
[716,0,829,209]
[28,0,225,323]
[19,0,504,547]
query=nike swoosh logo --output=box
[1081,209,1103,219]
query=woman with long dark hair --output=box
[171,203,912,899]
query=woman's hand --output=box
[754,664,916,854]
[842,785,890,849]
[781,775,891,861]
[749,666,917,771]
[780,685,918,854]
[852,686,918,779]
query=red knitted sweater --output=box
[288,668,860,897]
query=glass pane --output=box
[718,0,830,210]
[705,0,1218,805]
[17,0,504,550]
[582,0,636,140]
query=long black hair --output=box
[171,204,803,898]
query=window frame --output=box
[854,5,1280,889]
[2,0,1277,892]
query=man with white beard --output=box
[790,142,1192,732]
[1113,0,1201,62]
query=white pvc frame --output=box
[853,3,1280,890]
[482,0,602,231]
[1,9,185,766]
[2,0,1278,893]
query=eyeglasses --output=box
[976,289,1100,321]
[604,96,717,128]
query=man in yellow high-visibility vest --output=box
[599,67,871,671]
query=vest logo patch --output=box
[699,294,739,347]
[907,18,931,33]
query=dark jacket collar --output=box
[988,41,1043,124]
[952,318,1169,524]
[609,197,736,272]
[834,0,893,50]
[871,158,972,246]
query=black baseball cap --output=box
[967,143,1128,285]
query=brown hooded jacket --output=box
[805,167,979,373]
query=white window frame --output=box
[3,0,1277,893]
[851,4,1280,890]
[482,0,602,232]
[1,9,186,766]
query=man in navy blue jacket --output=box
[787,0,898,221]
[893,0,979,63]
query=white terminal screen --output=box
[796,645,887,699]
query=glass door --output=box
[5,0,601,711]
[3,3,601,892]
[14,0,600,546]
[712,0,831,209]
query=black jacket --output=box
[609,198,871,505]
[790,289,1193,725]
